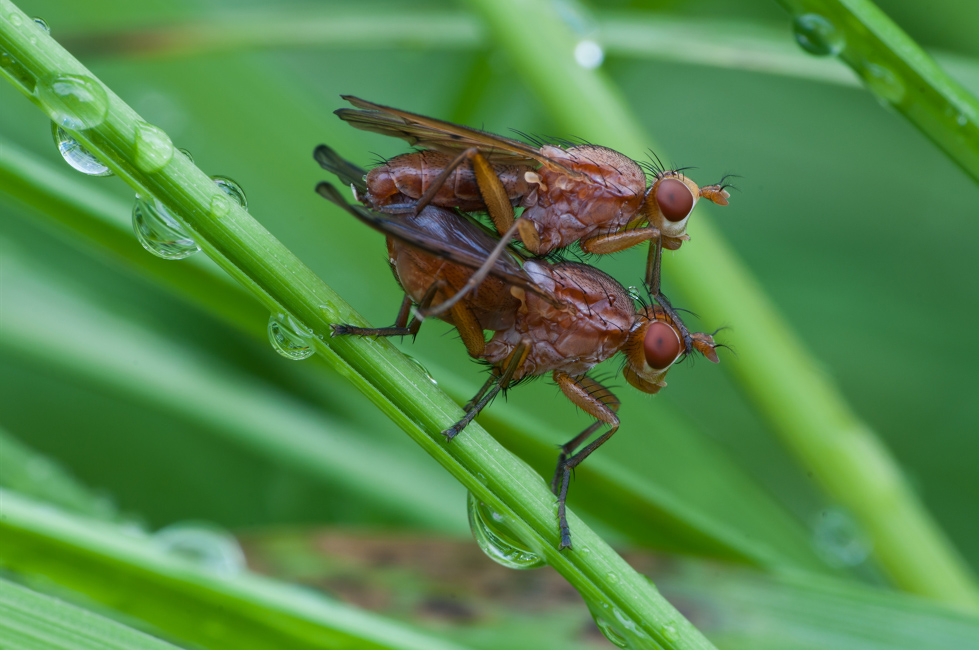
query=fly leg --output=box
[331,284,439,339]
[645,236,693,353]
[443,339,529,440]
[581,227,693,352]
[413,148,542,321]
[552,373,621,550]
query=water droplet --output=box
[859,61,905,106]
[574,40,604,69]
[792,14,844,57]
[211,176,247,210]
[51,122,113,176]
[179,147,194,163]
[132,195,200,260]
[36,73,109,130]
[9,12,23,26]
[956,113,969,127]
[33,17,49,33]
[812,507,872,568]
[153,521,246,576]
[403,354,438,386]
[467,492,545,570]
[606,571,619,583]
[133,121,174,173]
[588,606,629,648]
[268,312,314,360]
[661,622,679,642]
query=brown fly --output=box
[332,95,732,350]
[314,157,719,549]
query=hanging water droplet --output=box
[574,39,604,69]
[133,121,174,173]
[179,147,194,163]
[211,176,247,210]
[792,14,844,57]
[859,61,905,106]
[812,507,872,568]
[32,17,49,33]
[36,73,109,130]
[466,492,545,570]
[268,312,314,360]
[153,521,246,576]
[132,195,200,260]
[51,122,113,176]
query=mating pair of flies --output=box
[315,96,732,550]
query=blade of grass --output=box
[0,490,478,650]
[0,4,720,647]
[463,0,979,610]
[0,578,185,650]
[52,9,979,96]
[772,0,979,184]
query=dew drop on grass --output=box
[792,14,844,57]
[859,61,906,106]
[36,73,109,130]
[8,12,23,26]
[268,312,314,360]
[812,506,872,568]
[51,122,113,176]
[33,17,49,33]
[134,121,174,173]
[466,491,545,570]
[132,195,201,260]
[402,354,438,386]
[154,521,246,576]
[211,175,247,211]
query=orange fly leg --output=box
[552,372,621,550]
[579,225,661,256]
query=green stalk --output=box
[772,0,979,183]
[1,578,185,650]
[0,491,475,650]
[464,0,979,610]
[0,2,718,647]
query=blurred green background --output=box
[2,0,978,643]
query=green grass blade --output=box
[0,490,477,650]
[0,4,720,647]
[463,0,979,610]
[0,578,185,650]
[772,0,979,183]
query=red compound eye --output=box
[644,321,681,370]
[656,178,694,222]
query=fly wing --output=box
[336,95,580,176]
[315,182,549,299]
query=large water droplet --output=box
[859,61,905,106]
[51,122,113,176]
[574,40,604,69]
[36,73,109,130]
[268,313,314,360]
[133,195,200,260]
[154,521,246,576]
[466,492,545,570]
[133,121,174,173]
[792,14,844,56]
[812,507,872,568]
[33,17,50,33]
